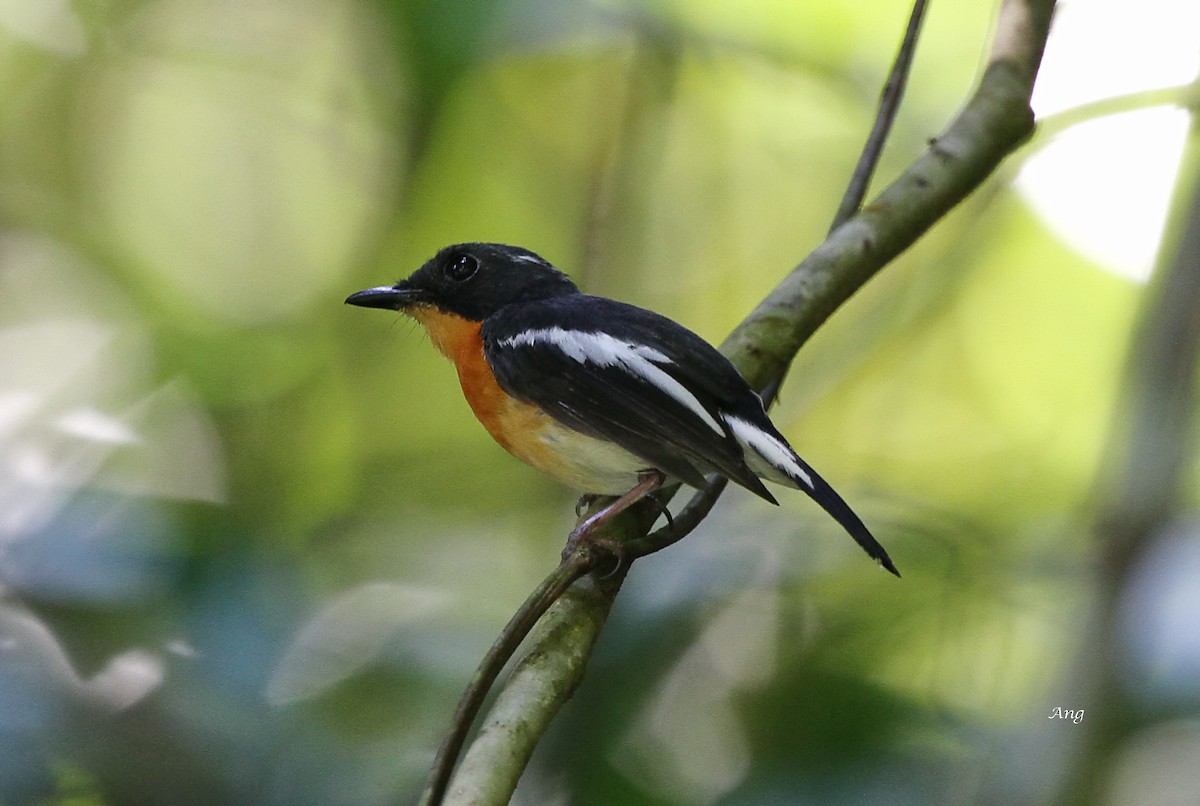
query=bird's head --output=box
[345,243,579,322]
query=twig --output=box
[443,563,629,802]
[722,0,1049,394]
[830,0,930,232]
[1035,79,1200,143]
[623,0,930,563]
[419,492,665,804]
[418,552,595,806]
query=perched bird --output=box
[346,243,898,576]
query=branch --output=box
[1035,78,1200,143]
[443,569,628,802]
[723,0,1050,391]
[430,1,1056,802]
[420,553,595,805]
[632,0,931,562]
[420,496,665,805]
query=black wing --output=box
[482,296,776,501]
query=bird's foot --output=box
[562,525,627,577]
[561,471,666,575]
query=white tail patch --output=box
[723,414,813,489]
[501,327,725,435]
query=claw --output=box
[574,493,599,518]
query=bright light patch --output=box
[0,0,86,56]
[56,408,141,445]
[1016,0,1200,282]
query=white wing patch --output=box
[723,414,813,489]
[501,327,725,435]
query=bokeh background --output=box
[2,0,1198,804]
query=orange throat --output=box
[408,306,484,368]
[408,306,519,452]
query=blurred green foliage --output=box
[1,1,1194,805]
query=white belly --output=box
[521,418,648,495]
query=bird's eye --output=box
[445,253,479,282]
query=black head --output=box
[345,243,579,321]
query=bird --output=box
[346,243,899,576]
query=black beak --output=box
[344,283,424,310]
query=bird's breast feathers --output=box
[409,305,648,492]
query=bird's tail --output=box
[723,413,899,576]
[789,454,900,577]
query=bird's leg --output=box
[563,471,666,564]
